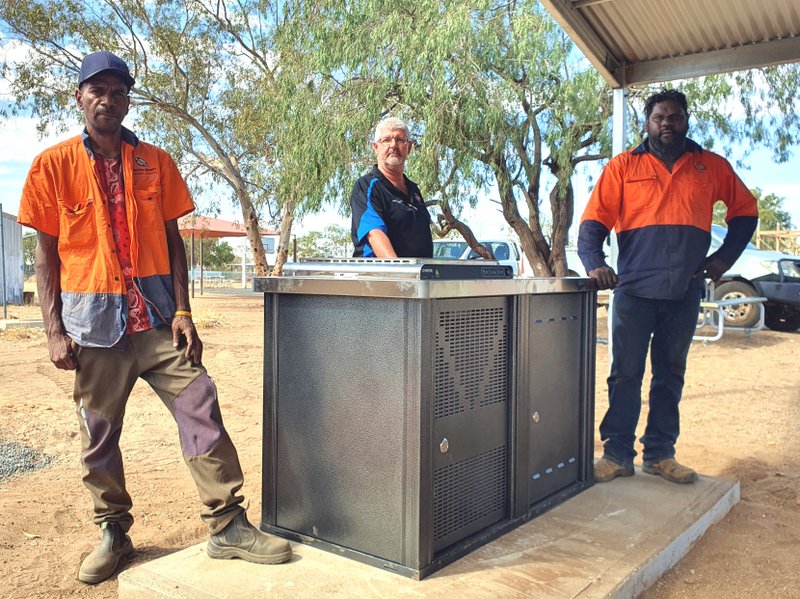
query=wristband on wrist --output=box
[174,310,192,318]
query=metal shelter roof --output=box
[540,0,800,87]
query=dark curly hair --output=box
[644,89,688,119]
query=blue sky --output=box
[2,110,798,245]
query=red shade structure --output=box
[178,215,253,239]
[177,215,277,297]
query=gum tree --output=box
[280,0,800,275]
[0,0,343,275]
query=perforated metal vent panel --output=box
[433,445,508,546]
[434,305,508,419]
[431,298,510,552]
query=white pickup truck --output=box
[434,238,591,278]
[433,239,528,276]
[709,225,800,332]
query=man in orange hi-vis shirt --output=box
[578,89,758,486]
[18,51,291,584]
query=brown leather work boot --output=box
[207,512,292,564]
[643,458,698,484]
[594,457,635,482]
[78,521,134,584]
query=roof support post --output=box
[612,87,628,156]
[607,86,629,355]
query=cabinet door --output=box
[525,293,587,506]
[431,297,510,553]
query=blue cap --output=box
[78,51,135,88]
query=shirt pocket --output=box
[685,169,714,224]
[689,169,712,195]
[133,185,165,233]
[622,174,659,215]
[58,199,96,249]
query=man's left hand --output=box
[172,314,203,365]
[701,257,728,283]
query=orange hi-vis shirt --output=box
[578,139,758,299]
[18,128,195,347]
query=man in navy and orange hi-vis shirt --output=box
[578,89,758,485]
[18,51,291,584]
[350,116,433,258]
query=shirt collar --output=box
[632,137,703,156]
[81,126,139,158]
[371,164,412,189]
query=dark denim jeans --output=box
[600,289,702,467]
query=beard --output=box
[649,130,687,156]
[384,152,404,166]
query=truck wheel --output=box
[714,281,761,328]
[765,305,800,332]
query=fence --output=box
[188,269,244,289]
[755,229,800,254]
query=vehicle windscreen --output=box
[433,241,468,259]
[467,242,510,260]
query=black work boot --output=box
[207,512,292,564]
[78,521,134,584]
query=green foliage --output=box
[183,237,236,270]
[22,233,36,269]
[294,231,323,260]
[294,225,352,259]
[0,0,348,273]
[3,1,799,276]
[713,188,793,233]
[277,0,612,274]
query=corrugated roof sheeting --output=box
[580,0,800,63]
[542,0,800,86]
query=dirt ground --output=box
[1,292,798,599]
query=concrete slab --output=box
[118,470,738,599]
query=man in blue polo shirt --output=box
[351,117,433,257]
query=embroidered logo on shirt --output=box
[694,162,706,173]
[392,198,417,210]
[135,157,147,167]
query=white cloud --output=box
[0,116,80,163]
[0,114,82,216]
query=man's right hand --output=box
[588,266,619,290]
[48,334,77,370]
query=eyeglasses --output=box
[376,136,411,146]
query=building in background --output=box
[1,210,23,306]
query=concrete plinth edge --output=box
[118,473,739,599]
[608,478,740,598]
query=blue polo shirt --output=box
[350,165,433,258]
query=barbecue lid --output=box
[280,258,513,280]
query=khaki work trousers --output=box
[72,327,244,534]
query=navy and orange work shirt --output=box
[578,139,758,300]
[350,165,433,258]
